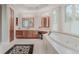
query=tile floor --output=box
[3,39,58,54]
[14,39,46,54]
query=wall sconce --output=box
[16,17,18,26]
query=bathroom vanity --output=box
[16,30,39,39]
[16,30,48,39]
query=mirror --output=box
[22,17,34,28]
[40,16,50,28]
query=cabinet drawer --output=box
[16,30,23,38]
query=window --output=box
[65,5,79,35]
[75,5,79,20]
[65,5,73,22]
[52,9,59,31]
[65,5,73,32]
[71,5,79,34]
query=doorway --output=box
[9,7,14,42]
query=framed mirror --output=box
[40,16,50,28]
[22,17,34,28]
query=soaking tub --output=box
[43,31,79,54]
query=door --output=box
[10,8,14,42]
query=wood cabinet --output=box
[16,30,39,39]
[16,30,23,38]
[16,30,48,39]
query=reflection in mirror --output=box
[22,17,34,28]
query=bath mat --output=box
[5,44,33,54]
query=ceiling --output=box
[13,4,49,10]
[12,4,62,16]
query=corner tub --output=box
[43,31,79,54]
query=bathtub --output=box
[43,31,79,54]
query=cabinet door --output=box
[32,31,38,38]
[27,31,33,38]
[23,31,28,38]
[16,30,23,38]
